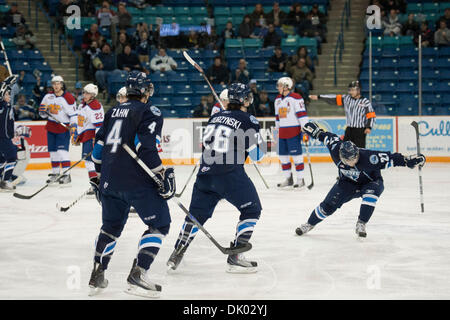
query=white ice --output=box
[1,162,449,300]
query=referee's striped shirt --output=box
[318,94,376,128]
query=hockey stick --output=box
[0,39,13,75]
[122,143,252,255]
[13,152,92,200]
[411,121,424,213]
[304,139,314,190]
[56,188,91,212]
[175,162,198,198]
[44,111,71,130]
[183,50,268,189]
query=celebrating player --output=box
[0,75,18,191]
[210,88,229,116]
[38,75,77,185]
[71,83,104,192]
[167,82,265,274]
[274,77,309,189]
[88,71,175,298]
[296,122,426,238]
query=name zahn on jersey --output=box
[209,116,242,130]
[111,108,130,118]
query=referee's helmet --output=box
[348,81,361,90]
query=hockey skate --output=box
[167,245,188,271]
[58,174,71,187]
[277,173,293,188]
[0,180,16,192]
[125,259,161,298]
[46,173,59,184]
[86,186,95,198]
[293,178,305,189]
[226,243,257,274]
[356,220,367,238]
[88,262,108,296]
[295,223,314,236]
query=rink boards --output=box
[17,116,450,170]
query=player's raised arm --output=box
[303,122,341,149]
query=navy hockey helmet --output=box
[227,83,253,105]
[339,141,360,166]
[126,71,150,96]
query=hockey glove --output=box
[405,154,426,169]
[38,105,48,118]
[89,176,101,204]
[155,167,176,200]
[303,122,323,139]
[70,124,79,145]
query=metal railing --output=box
[334,0,351,86]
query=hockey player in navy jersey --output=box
[88,71,176,298]
[0,75,18,191]
[167,83,266,273]
[296,122,426,238]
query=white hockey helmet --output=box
[116,86,127,101]
[83,83,98,97]
[219,89,228,101]
[51,75,64,83]
[277,77,293,90]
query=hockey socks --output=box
[359,194,379,223]
[136,226,168,270]
[94,229,117,270]
[307,205,331,226]
[233,218,258,247]
[174,218,199,250]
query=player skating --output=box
[167,83,265,274]
[210,88,228,116]
[88,71,175,298]
[274,77,309,189]
[0,75,18,191]
[71,83,104,195]
[38,76,77,185]
[296,122,426,238]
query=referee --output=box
[309,81,375,148]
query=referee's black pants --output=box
[344,127,366,148]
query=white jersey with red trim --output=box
[274,92,309,139]
[40,91,78,133]
[210,102,224,116]
[76,99,104,143]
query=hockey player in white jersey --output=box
[71,83,104,193]
[210,89,229,116]
[38,76,78,185]
[274,77,309,189]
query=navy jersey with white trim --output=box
[318,131,406,184]
[199,110,264,175]
[0,100,14,139]
[92,100,163,191]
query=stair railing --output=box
[333,0,351,86]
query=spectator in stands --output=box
[415,21,434,47]
[290,58,314,90]
[97,1,116,28]
[239,15,256,38]
[205,26,219,50]
[434,20,450,47]
[286,3,306,31]
[115,31,131,55]
[82,24,102,51]
[85,40,102,79]
[437,9,450,30]
[13,94,36,121]
[248,79,260,115]
[206,56,230,85]
[381,0,406,14]
[402,13,419,37]
[255,90,274,117]
[217,21,236,49]
[301,12,325,53]
[286,46,313,73]
[193,96,212,118]
[269,46,288,72]
[249,3,267,29]
[12,24,36,50]
[31,76,46,107]
[187,30,200,49]
[263,24,282,48]
[310,4,327,25]
[382,9,402,36]
[95,43,123,93]
[118,44,143,73]
[231,59,251,84]
[79,0,96,17]
[6,2,26,27]
[150,48,177,73]
[266,2,287,27]
[117,2,132,30]
[136,31,151,63]
[73,81,83,104]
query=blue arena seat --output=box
[193,84,210,95]
[174,84,194,95]
[172,96,192,107]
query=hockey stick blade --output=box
[183,50,204,73]
[56,203,70,212]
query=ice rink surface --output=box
[1,162,449,300]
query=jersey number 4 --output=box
[106,120,123,153]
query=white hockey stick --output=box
[411,121,424,213]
